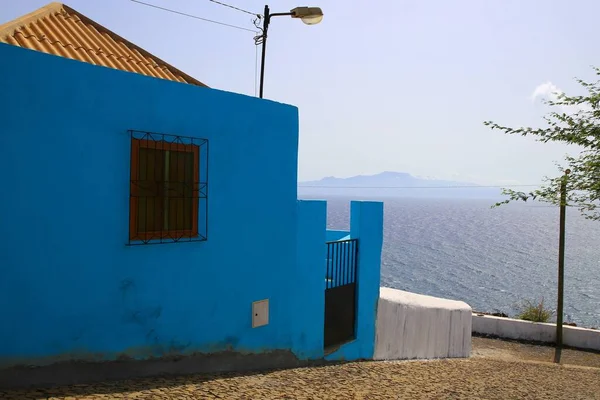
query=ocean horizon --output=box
[302,195,600,329]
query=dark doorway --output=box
[324,239,358,349]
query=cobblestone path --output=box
[3,338,600,399]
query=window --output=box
[128,130,208,244]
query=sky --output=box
[1,0,598,185]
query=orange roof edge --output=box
[0,2,208,88]
[0,2,63,39]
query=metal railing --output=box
[325,239,358,289]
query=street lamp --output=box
[257,5,323,98]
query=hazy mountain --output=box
[298,171,504,199]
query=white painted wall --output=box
[472,314,600,351]
[472,314,555,342]
[374,287,472,360]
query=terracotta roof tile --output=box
[0,2,207,87]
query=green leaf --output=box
[485,65,600,220]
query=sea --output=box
[311,195,600,328]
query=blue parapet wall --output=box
[0,43,303,366]
[294,200,328,359]
[326,201,384,361]
[325,230,351,242]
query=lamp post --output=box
[258,5,323,98]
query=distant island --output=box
[298,171,504,199]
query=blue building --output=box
[0,3,383,385]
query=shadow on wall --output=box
[0,350,336,390]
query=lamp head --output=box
[290,6,324,25]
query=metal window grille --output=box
[128,130,208,245]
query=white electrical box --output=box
[252,299,269,328]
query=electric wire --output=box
[298,184,542,189]
[253,15,265,45]
[207,0,259,17]
[203,0,263,94]
[130,0,260,95]
[130,0,256,32]
[254,40,259,96]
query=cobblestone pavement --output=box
[3,338,600,400]
[472,336,600,368]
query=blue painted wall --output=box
[326,201,384,361]
[0,44,306,366]
[294,200,384,361]
[0,44,385,369]
[293,200,327,359]
[325,230,351,242]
